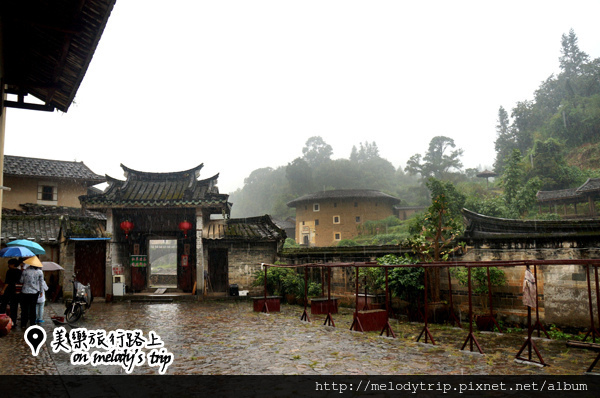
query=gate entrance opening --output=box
[149,239,177,288]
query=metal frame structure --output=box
[260,259,600,373]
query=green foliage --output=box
[296,277,322,297]
[405,136,464,179]
[377,254,423,304]
[357,216,402,236]
[547,324,584,341]
[302,136,333,167]
[408,178,465,262]
[356,267,385,293]
[452,266,507,310]
[495,30,600,173]
[283,238,300,248]
[465,194,516,218]
[251,267,300,297]
[528,138,585,190]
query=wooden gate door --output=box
[207,249,228,292]
[74,241,106,297]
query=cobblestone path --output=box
[0,300,597,376]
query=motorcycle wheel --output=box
[66,304,83,323]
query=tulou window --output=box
[38,183,57,203]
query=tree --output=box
[499,149,543,217]
[500,149,524,209]
[528,138,582,190]
[350,141,380,163]
[559,29,589,78]
[494,106,517,172]
[407,178,465,302]
[405,136,463,179]
[285,158,313,195]
[302,136,333,167]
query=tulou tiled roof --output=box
[462,208,600,242]
[287,189,401,208]
[537,178,600,203]
[1,204,106,243]
[4,155,105,184]
[80,164,230,208]
[203,216,286,241]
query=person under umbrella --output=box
[19,256,44,329]
[0,259,23,326]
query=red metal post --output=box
[461,266,483,354]
[300,266,310,322]
[350,266,364,332]
[486,266,502,333]
[583,264,599,342]
[417,266,435,344]
[532,264,549,338]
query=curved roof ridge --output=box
[120,163,204,180]
[198,173,220,184]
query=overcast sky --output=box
[5,1,600,193]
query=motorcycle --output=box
[64,274,93,323]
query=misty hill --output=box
[230,30,600,221]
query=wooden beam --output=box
[3,100,54,112]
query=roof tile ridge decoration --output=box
[120,163,204,181]
[106,174,125,200]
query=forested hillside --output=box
[229,30,600,221]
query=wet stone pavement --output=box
[0,299,598,376]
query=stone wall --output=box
[457,246,600,328]
[204,241,280,295]
[280,244,600,328]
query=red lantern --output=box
[120,220,134,239]
[179,220,192,238]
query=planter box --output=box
[355,309,388,331]
[310,298,338,315]
[252,296,281,312]
[475,315,496,331]
[356,294,386,310]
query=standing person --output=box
[19,257,44,328]
[36,278,49,324]
[0,259,23,326]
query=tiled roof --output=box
[536,188,580,202]
[577,178,600,193]
[462,208,600,241]
[203,216,286,241]
[287,189,401,207]
[80,164,230,208]
[3,203,106,220]
[1,204,106,243]
[1,216,61,243]
[536,178,600,203]
[4,155,104,183]
[3,0,116,112]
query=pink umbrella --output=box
[41,261,64,272]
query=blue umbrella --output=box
[0,246,35,258]
[7,239,45,255]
